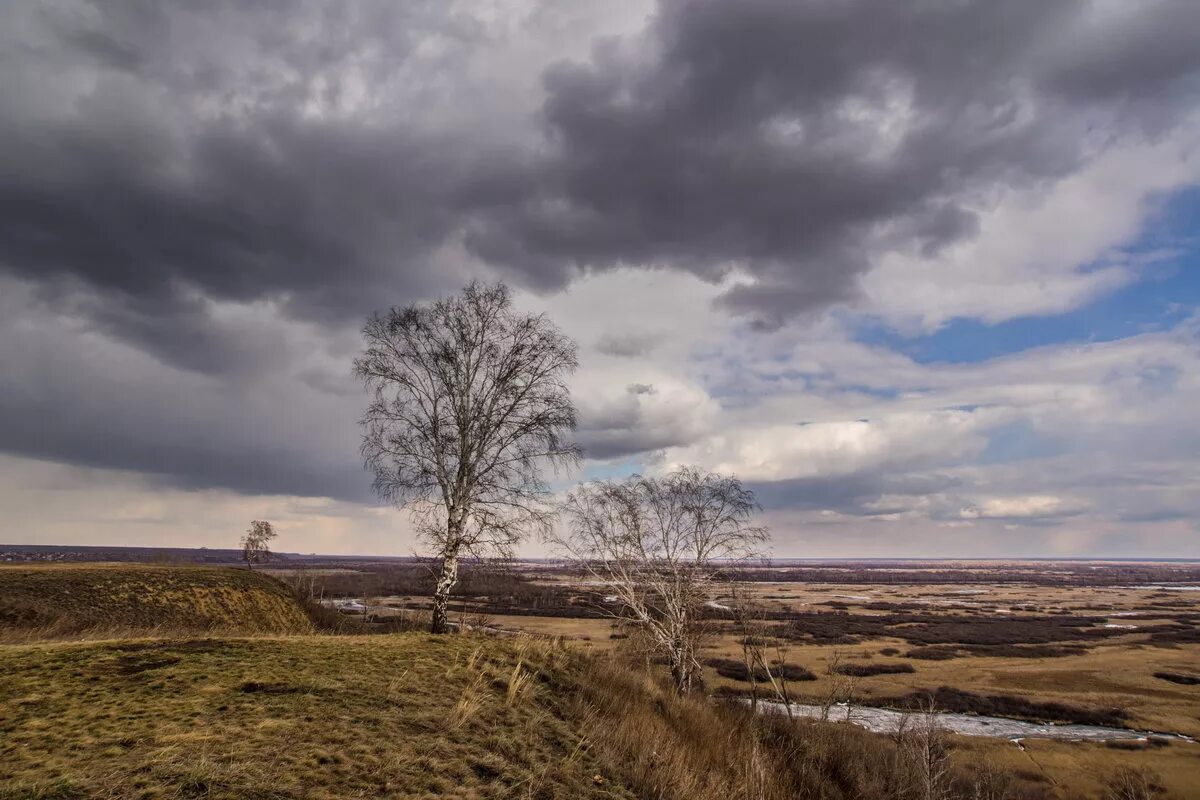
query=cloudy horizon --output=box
[2,0,1199,558]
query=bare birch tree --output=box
[355,282,580,633]
[241,520,276,570]
[551,467,767,694]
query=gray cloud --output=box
[751,471,963,515]
[6,0,1199,350]
[1,0,1199,506]
[596,331,659,358]
[0,1,518,375]
[466,0,1200,323]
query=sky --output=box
[1,0,1199,559]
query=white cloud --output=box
[662,409,1002,482]
[860,121,1200,331]
[959,495,1086,520]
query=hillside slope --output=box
[0,564,313,637]
[0,634,628,799]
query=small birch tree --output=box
[552,466,767,694]
[241,520,276,570]
[355,282,580,634]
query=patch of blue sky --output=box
[856,186,1200,364]
[582,458,646,481]
[977,419,1064,465]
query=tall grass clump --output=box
[567,653,1052,800]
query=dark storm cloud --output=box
[0,281,370,501]
[0,1,508,373]
[4,0,1199,343]
[465,0,1200,322]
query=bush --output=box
[781,610,1139,647]
[906,646,959,660]
[1103,767,1165,800]
[1153,671,1199,685]
[905,644,1088,660]
[832,662,916,677]
[881,686,1129,727]
[706,657,816,683]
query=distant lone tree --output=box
[241,520,276,570]
[355,282,580,634]
[550,467,767,694]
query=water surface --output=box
[757,701,1195,743]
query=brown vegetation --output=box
[573,654,1051,800]
[705,657,816,683]
[880,686,1130,727]
[832,662,916,677]
[905,643,1090,660]
[783,610,1139,647]
[0,564,312,641]
[1153,671,1199,686]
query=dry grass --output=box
[568,652,1057,800]
[5,566,1198,798]
[0,634,630,799]
[477,577,1200,797]
[4,630,1196,799]
[0,564,312,641]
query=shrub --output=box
[1153,671,1200,685]
[1103,767,1165,800]
[706,657,816,683]
[881,686,1129,727]
[904,644,1088,660]
[906,646,959,660]
[832,662,916,677]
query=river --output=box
[756,701,1196,743]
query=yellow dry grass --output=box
[0,634,629,800]
[0,564,313,641]
[496,578,1200,797]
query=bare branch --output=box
[549,466,768,693]
[354,282,580,633]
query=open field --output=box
[3,559,1199,798]
[302,562,1200,797]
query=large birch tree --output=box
[355,282,580,633]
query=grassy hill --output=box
[0,635,630,799]
[0,631,1070,800]
[0,565,313,639]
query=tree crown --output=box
[355,282,580,555]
